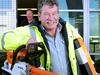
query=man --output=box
[20,8,35,26]
[0,0,97,75]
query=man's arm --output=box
[71,25,97,75]
[0,26,31,50]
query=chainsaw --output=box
[1,42,58,75]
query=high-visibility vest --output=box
[32,23,78,74]
[33,22,97,75]
[0,22,96,75]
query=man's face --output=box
[26,10,33,21]
[38,5,59,30]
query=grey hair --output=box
[38,0,58,12]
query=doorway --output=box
[17,0,38,27]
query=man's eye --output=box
[52,12,58,15]
[44,13,49,15]
[52,13,56,15]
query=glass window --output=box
[0,0,12,9]
[58,0,68,10]
[66,0,83,9]
[58,0,83,37]
[0,11,7,16]
[90,0,100,9]
[90,13,99,36]
[59,11,69,21]
[0,0,16,32]
[89,0,100,71]
[69,12,83,37]
[90,12,100,53]
[59,11,83,37]
[58,0,69,21]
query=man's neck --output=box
[28,19,33,23]
[40,24,61,37]
[46,28,57,37]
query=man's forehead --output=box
[41,4,58,10]
[26,11,33,14]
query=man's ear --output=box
[38,12,41,21]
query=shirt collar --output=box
[40,23,62,32]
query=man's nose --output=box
[48,14,54,20]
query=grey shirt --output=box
[44,24,70,75]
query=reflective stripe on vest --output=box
[66,22,78,75]
[33,26,50,70]
[1,31,14,50]
[74,38,97,75]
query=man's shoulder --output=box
[66,22,79,36]
[20,19,29,26]
[4,26,30,34]
[66,22,75,29]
